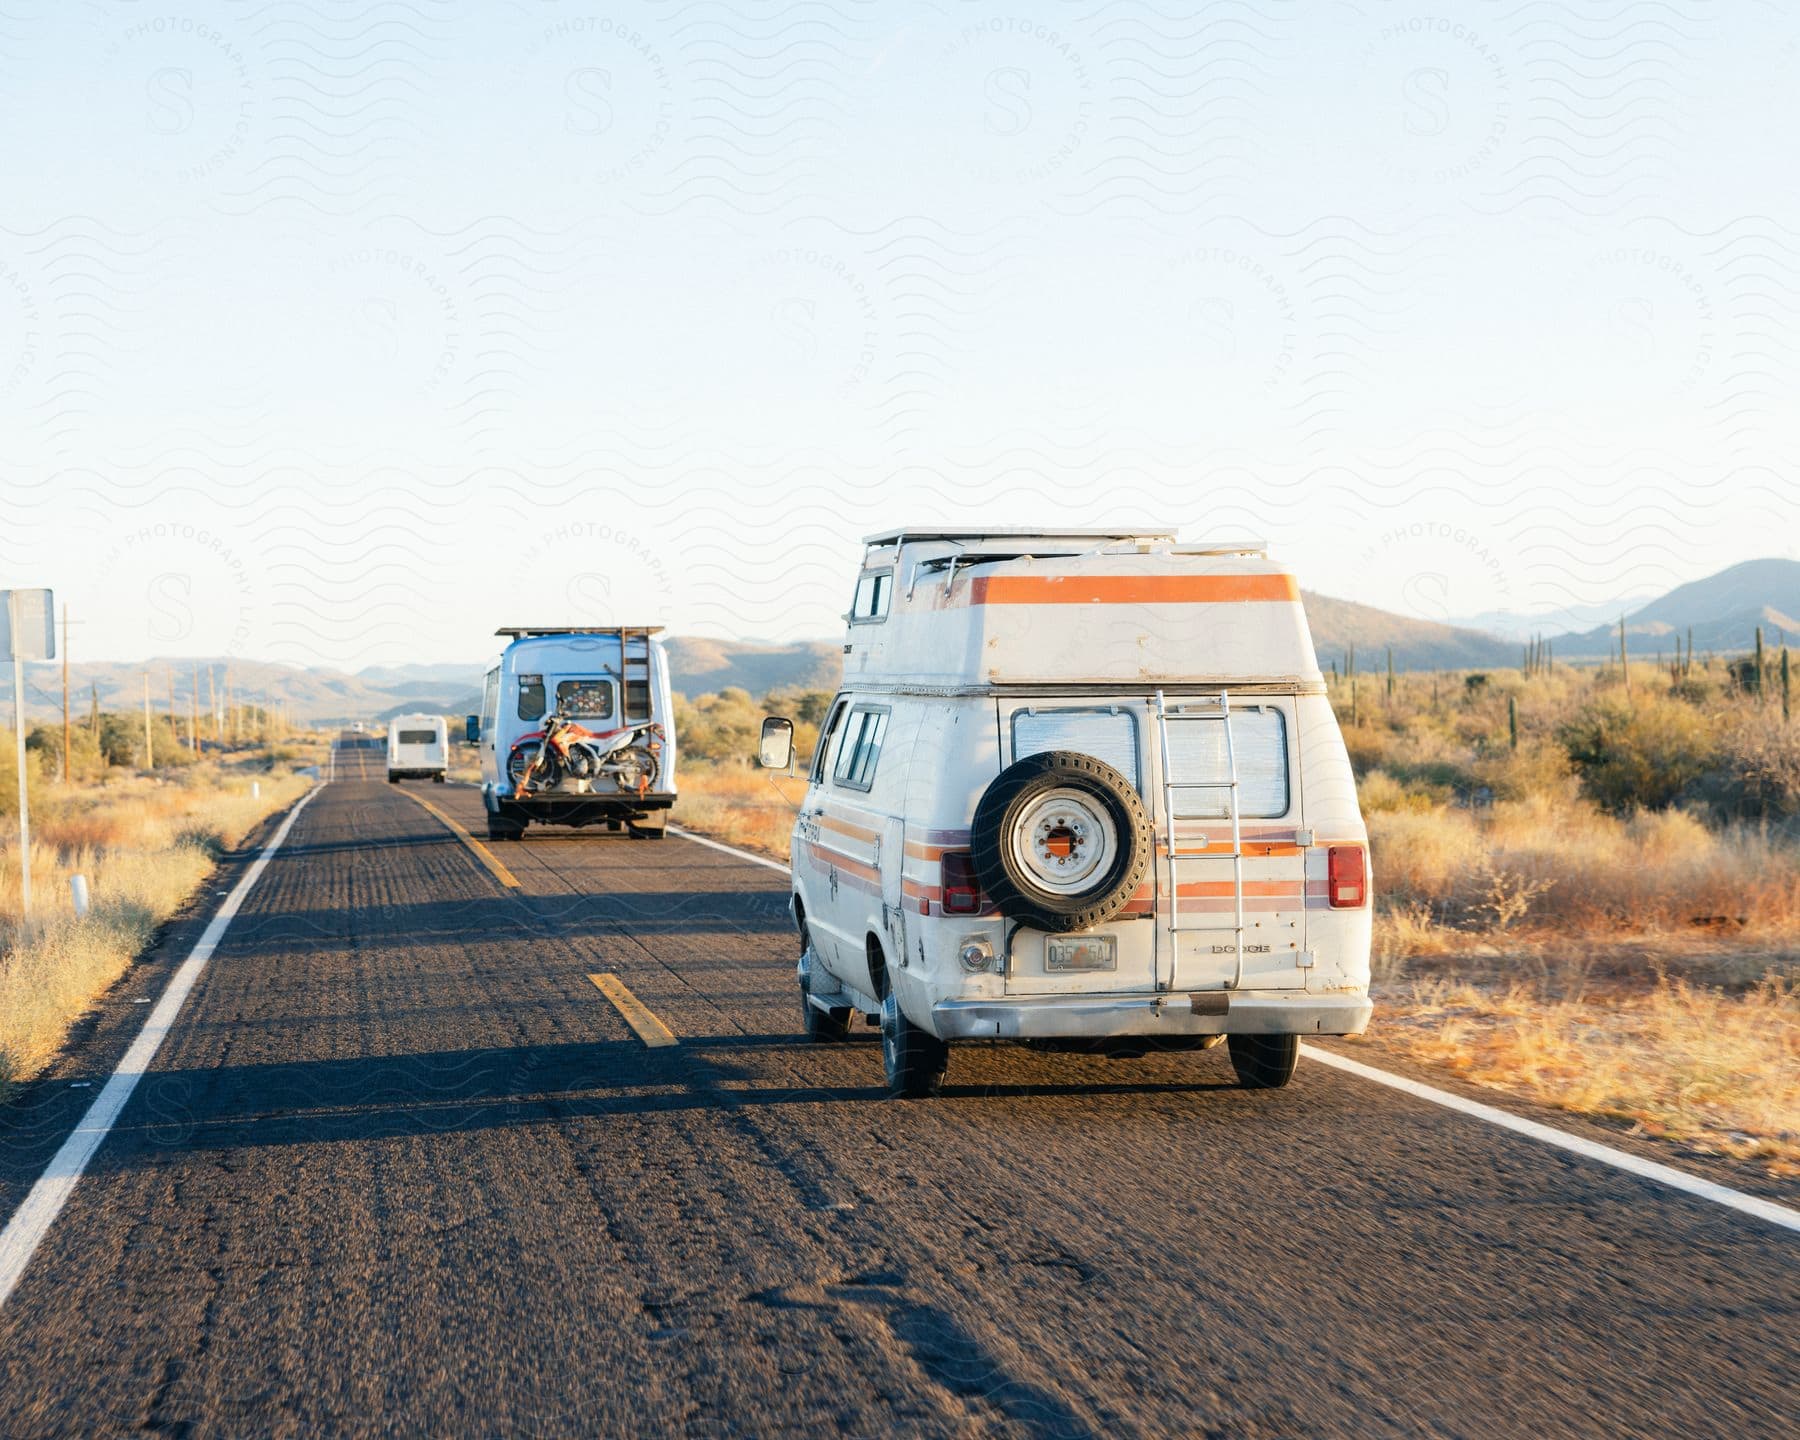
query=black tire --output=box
[433,773,445,784]
[1228,1033,1299,1089]
[970,751,1151,933]
[628,820,668,840]
[797,946,852,1043]
[880,988,947,1098]
[485,808,526,842]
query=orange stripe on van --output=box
[815,813,882,845]
[969,574,1299,606]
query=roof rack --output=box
[495,625,664,638]
[864,526,1178,545]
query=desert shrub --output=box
[25,724,108,783]
[674,687,826,767]
[1473,738,1576,803]
[1558,693,1719,814]
[1694,708,1800,822]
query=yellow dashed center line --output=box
[396,789,521,890]
[589,973,679,1048]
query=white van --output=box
[387,713,449,783]
[469,626,677,841]
[758,528,1373,1097]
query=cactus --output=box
[1508,694,1518,750]
[1756,626,1766,698]
[1387,647,1395,700]
[1784,646,1792,723]
[1619,616,1629,692]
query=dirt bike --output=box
[508,714,663,799]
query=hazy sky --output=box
[2,0,1797,668]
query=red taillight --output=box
[1328,845,1367,909]
[940,851,982,915]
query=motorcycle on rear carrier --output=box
[508,714,664,799]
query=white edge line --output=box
[674,822,1800,1238]
[0,783,325,1311]
[1301,1046,1800,1235]
[667,823,792,875]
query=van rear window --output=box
[556,679,615,719]
[1165,708,1290,818]
[397,730,436,745]
[517,676,546,721]
[1012,709,1140,789]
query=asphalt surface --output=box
[0,742,1795,1438]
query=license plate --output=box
[1046,935,1117,972]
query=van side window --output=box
[849,570,892,623]
[482,669,499,738]
[833,708,890,791]
[811,698,849,783]
[1165,708,1290,818]
[517,675,546,722]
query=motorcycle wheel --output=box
[507,742,548,793]
[611,745,660,793]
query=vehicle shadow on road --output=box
[72,1035,1247,1168]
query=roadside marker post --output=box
[2,588,55,920]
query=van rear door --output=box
[1156,697,1309,993]
[997,701,1160,996]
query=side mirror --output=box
[758,716,794,771]
[465,715,480,744]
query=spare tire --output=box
[970,751,1152,933]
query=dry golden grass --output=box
[1363,794,1799,1172]
[672,762,807,858]
[0,758,311,1099]
[1361,973,1800,1174]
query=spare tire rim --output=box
[1010,790,1116,896]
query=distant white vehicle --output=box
[387,713,449,783]
[470,626,677,840]
[350,721,368,734]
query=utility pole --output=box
[142,672,154,768]
[190,661,200,754]
[207,664,219,744]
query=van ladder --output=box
[618,627,655,722]
[1153,689,1246,990]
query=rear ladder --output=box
[1153,690,1247,990]
[617,627,655,722]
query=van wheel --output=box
[971,751,1151,934]
[880,989,948,1098]
[486,812,525,842]
[1228,1033,1299,1089]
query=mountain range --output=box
[12,559,1795,725]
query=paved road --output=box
[0,754,1795,1437]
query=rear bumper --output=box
[488,788,675,814]
[931,990,1372,1041]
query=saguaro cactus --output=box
[1508,695,1519,751]
[1619,616,1629,693]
